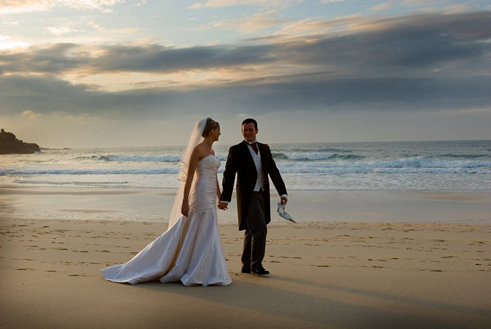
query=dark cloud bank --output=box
[1,11,490,118]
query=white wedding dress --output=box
[101,155,232,286]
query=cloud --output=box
[0,0,52,14]
[2,11,489,79]
[21,110,41,119]
[0,42,280,76]
[88,21,104,31]
[0,0,125,14]
[46,26,77,36]
[273,14,367,37]
[1,10,490,124]
[203,10,295,34]
[2,70,490,121]
[0,43,86,75]
[371,0,477,13]
[0,35,29,51]
[320,0,353,3]
[190,0,299,9]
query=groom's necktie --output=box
[250,142,258,154]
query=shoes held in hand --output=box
[277,202,295,223]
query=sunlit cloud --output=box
[134,0,147,6]
[372,0,478,13]
[0,35,30,51]
[21,110,42,119]
[274,14,367,38]
[84,21,140,38]
[88,21,104,31]
[63,0,125,10]
[0,0,125,14]
[372,0,447,11]
[0,0,52,14]
[319,0,353,3]
[46,27,77,36]
[204,10,294,34]
[190,0,300,9]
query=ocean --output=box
[1,140,490,191]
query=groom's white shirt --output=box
[247,141,265,192]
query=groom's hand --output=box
[280,196,288,205]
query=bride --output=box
[101,118,232,286]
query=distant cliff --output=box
[0,129,41,154]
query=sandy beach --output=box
[1,186,490,329]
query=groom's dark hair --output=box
[242,118,257,129]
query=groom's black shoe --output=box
[241,267,251,274]
[251,267,270,276]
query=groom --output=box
[219,118,288,276]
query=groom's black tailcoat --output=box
[221,141,287,231]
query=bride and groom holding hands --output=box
[101,117,288,286]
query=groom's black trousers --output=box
[242,191,267,270]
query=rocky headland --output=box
[0,129,41,154]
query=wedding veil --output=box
[167,119,207,228]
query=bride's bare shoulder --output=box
[193,143,212,161]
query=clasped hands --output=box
[217,196,287,210]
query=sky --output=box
[1,0,490,148]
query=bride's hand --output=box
[181,201,189,217]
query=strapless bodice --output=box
[190,155,220,211]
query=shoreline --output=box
[1,185,490,225]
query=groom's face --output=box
[242,122,258,143]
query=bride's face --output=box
[211,127,221,141]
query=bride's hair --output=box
[202,118,219,137]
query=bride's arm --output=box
[181,147,200,216]
[216,178,221,200]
